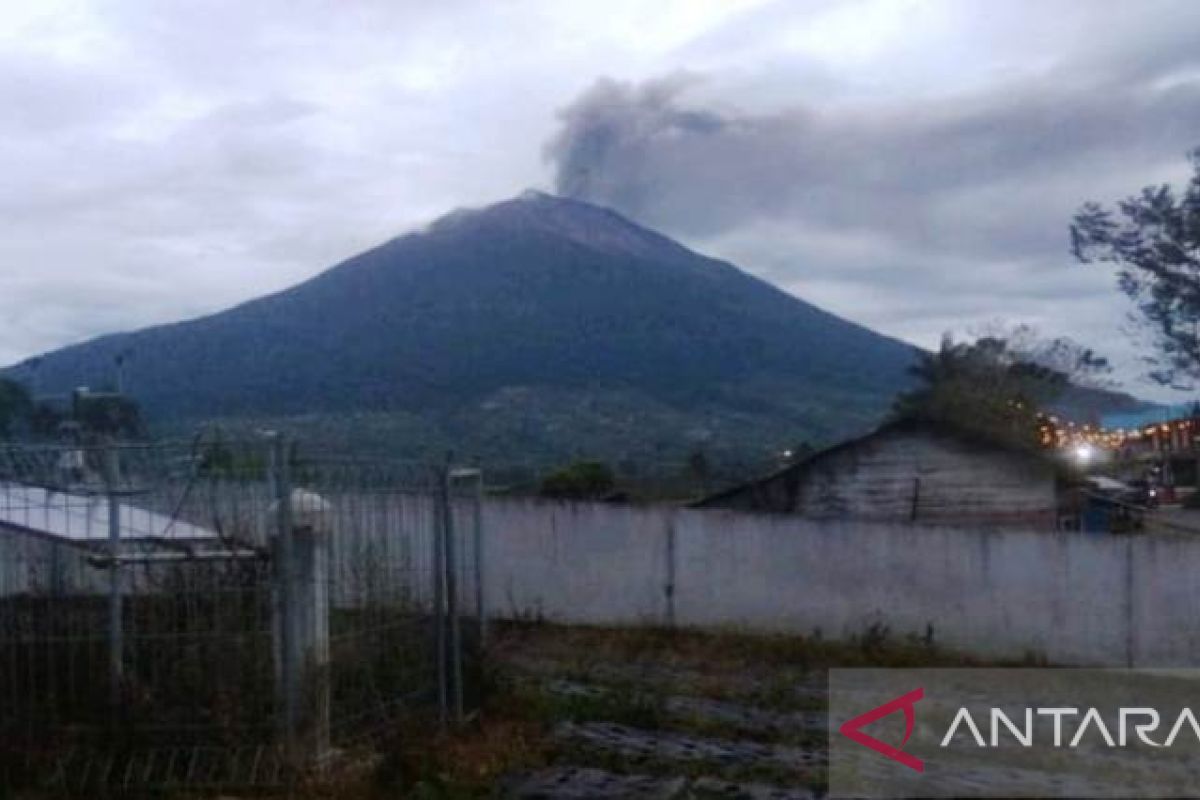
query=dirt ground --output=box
[1145,504,1200,535]
[367,621,1011,799]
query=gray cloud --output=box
[546,3,1200,397]
[549,75,1200,245]
[0,0,580,366]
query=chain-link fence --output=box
[0,437,483,793]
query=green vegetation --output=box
[0,384,144,442]
[0,378,31,438]
[73,392,143,437]
[893,327,1113,448]
[158,399,799,500]
[539,460,617,499]
[196,433,269,479]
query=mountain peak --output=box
[430,190,691,264]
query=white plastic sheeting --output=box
[0,481,217,544]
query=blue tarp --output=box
[1101,403,1199,431]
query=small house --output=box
[698,417,1064,528]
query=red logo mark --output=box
[838,687,925,772]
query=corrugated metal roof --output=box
[0,481,217,544]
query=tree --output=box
[0,379,31,439]
[685,448,711,491]
[75,393,144,438]
[893,328,1111,448]
[1071,148,1200,386]
[28,402,64,438]
[539,460,616,500]
[970,321,1114,391]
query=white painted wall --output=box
[483,500,672,626]
[10,493,1197,667]
[481,497,1200,667]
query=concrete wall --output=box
[484,500,672,626]
[481,497,1200,667]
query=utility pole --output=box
[114,349,132,395]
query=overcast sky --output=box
[2,0,1199,400]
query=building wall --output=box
[0,525,106,596]
[711,427,1058,527]
[480,497,1200,666]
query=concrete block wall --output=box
[483,499,672,626]
[480,498,1200,667]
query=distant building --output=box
[698,417,1063,529]
[1099,403,1200,494]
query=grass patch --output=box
[365,714,550,799]
[489,619,1009,676]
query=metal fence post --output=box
[443,466,464,723]
[270,436,298,766]
[664,514,677,628]
[103,441,124,727]
[432,465,448,727]
[451,468,487,644]
[472,470,486,644]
